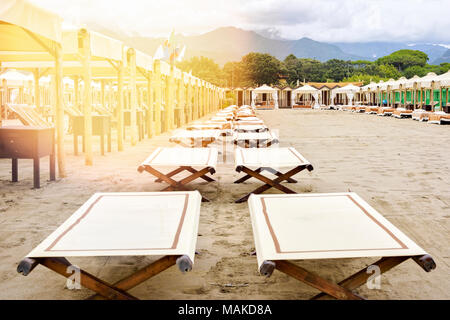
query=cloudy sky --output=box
[31,0,450,43]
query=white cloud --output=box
[29,0,450,43]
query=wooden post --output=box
[166,66,175,131]
[178,73,185,126]
[146,72,153,138]
[186,78,193,122]
[193,82,199,120]
[80,29,93,165]
[153,60,162,135]
[101,79,105,108]
[33,69,40,109]
[54,43,67,177]
[73,76,79,111]
[127,48,138,146]
[117,61,124,151]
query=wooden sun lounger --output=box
[353,106,366,113]
[428,112,450,125]
[377,107,394,116]
[234,124,268,133]
[235,116,261,122]
[169,129,221,148]
[17,191,201,300]
[234,120,265,126]
[248,192,436,300]
[393,108,413,119]
[412,110,430,121]
[234,147,313,203]
[138,147,218,202]
[365,106,379,114]
[233,131,279,148]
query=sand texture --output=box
[0,109,449,299]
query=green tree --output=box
[241,52,284,86]
[323,59,354,82]
[376,49,428,72]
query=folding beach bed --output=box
[393,108,413,119]
[234,147,313,203]
[234,124,269,133]
[138,147,218,201]
[428,111,450,125]
[248,192,436,300]
[17,191,201,300]
[412,110,430,121]
[169,129,221,148]
[377,107,395,116]
[365,106,379,114]
[233,131,279,148]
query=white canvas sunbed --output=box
[138,147,218,201]
[233,124,268,133]
[233,131,279,148]
[169,129,221,148]
[393,108,413,118]
[248,192,436,300]
[17,191,202,300]
[234,147,313,203]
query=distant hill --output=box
[432,49,450,64]
[82,23,449,66]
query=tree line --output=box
[177,49,450,88]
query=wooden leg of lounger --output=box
[312,256,412,300]
[234,167,263,183]
[275,260,363,300]
[87,255,179,300]
[143,166,179,188]
[235,166,304,203]
[38,257,138,300]
[154,167,187,183]
[184,167,215,182]
[262,167,297,183]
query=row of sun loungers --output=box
[335,103,450,124]
[17,103,436,300]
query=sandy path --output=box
[0,109,449,299]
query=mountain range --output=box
[87,24,450,66]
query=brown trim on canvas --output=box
[259,194,408,254]
[45,193,190,252]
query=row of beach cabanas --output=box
[227,71,450,113]
[0,0,225,181]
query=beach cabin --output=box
[251,84,278,109]
[291,84,319,108]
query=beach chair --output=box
[17,191,201,300]
[233,131,279,148]
[393,108,413,119]
[234,147,313,203]
[248,192,436,300]
[234,124,268,133]
[169,129,221,148]
[428,111,450,125]
[364,106,379,114]
[377,107,394,116]
[138,147,218,201]
[412,109,430,121]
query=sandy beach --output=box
[0,109,449,300]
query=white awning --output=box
[0,0,62,44]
